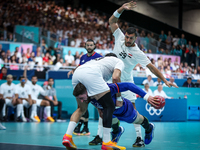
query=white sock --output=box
[66,121,77,136]
[97,117,103,138]
[17,104,23,117]
[134,124,142,138]
[30,104,37,118]
[103,127,111,143]
[22,107,25,118]
[44,106,51,117]
[2,104,6,117]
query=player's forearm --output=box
[109,6,125,24]
[147,63,167,83]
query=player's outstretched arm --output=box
[146,63,179,88]
[109,1,137,33]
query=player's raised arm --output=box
[109,1,137,33]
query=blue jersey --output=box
[79,52,102,65]
[90,82,147,123]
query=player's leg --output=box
[0,99,6,130]
[62,97,88,150]
[30,100,38,122]
[22,100,31,122]
[16,98,23,122]
[133,112,155,145]
[111,117,125,144]
[80,109,90,135]
[122,90,144,147]
[73,116,84,135]
[40,100,54,122]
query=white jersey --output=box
[26,80,46,99]
[15,83,31,99]
[113,28,151,81]
[0,83,15,98]
[79,56,124,82]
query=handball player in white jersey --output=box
[62,54,127,150]
[109,1,178,147]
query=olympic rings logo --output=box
[20,31,34,39]
[145,103,164,116]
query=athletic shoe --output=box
[16,116,23,122]
[132,137,145,147]
[111,126,125,143]
[0,123,6,130]
[22,117,27,122]
[62,134,77,150]
[46,116,55,122]
[89,135,102,145]
[34,116,41,122]
[144,123,155,145]
[101,141,126,150]
[80,126,90,136]
[73,126,81,135]
[30,117,38,122]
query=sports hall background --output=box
[0,0,200,150]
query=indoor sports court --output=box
[0,121,200,150]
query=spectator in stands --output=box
[182,77,195,87]
[163,77,177,87]
[35,52,43,65]
[54,37,64,55]
[28,52,35,62]
[0,51,6,60]
[6,50,11,61]
[26,48,31,59]
[65,50,74,66]
[186,41,194,65]
[54,58,64,71]
[194,79,200,88]
[166,31,172,50]
[192,69,200,79]
[178,34,187,47]
[159,30,167,43]
[143,83,154,96]
[43,78,63,120]
[172,34,179,47]
[140,44,147,53]
[0,67,7,80]
[142,75,154,86]
[153,78,162,86]
[43,52,50,64]
[41,39,48,54]
[153,84,172,99]
[14,47,22,59]
[0,44,3,53]
[148,49,152,53]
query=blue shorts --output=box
[113,98,137,123]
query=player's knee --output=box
[44,100,50,106]
[17,98,22,104]
[32,100,36,104]
[98,92,115,112]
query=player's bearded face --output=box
[85,42,95,53]
[125,33,136,47]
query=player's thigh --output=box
[5,99,16,108]
[73,67,109,96]
[34,99,43,107]
[132,111,144,124]
[22,100,30,108]
[121,90,137,103]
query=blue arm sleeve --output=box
[111,82,147,98]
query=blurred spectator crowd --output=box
[0,0,199,78]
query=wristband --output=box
[143,93,150,101]
[117,96,123,101]
[113,10,121,18]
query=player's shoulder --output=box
[1,82,6,86]
[94,52,102,57]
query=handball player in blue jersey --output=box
[67,39,102,136]
[73,81,159,147]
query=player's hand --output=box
[147,96,160,108]
[67,70,74,78]
[164,81,179,88]
[122,1,137,11]
[53,101,58,105]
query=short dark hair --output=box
[19,76,25,80]
[86,39,95,45]
[1,67,7,71]
[48,77,54,81]
[125,27,136,35]
[73,83,86,97]
[105,53,117,58]
[32,75,37,79]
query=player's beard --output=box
[125,41,135,47]
[86,48,95,54]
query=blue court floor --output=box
[0,121,200,150]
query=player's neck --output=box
[21,84,25,87]
[87,52,95,57]
[7,82,11,86]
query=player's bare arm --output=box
[109,1,137,33]
[147,63,178,88]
